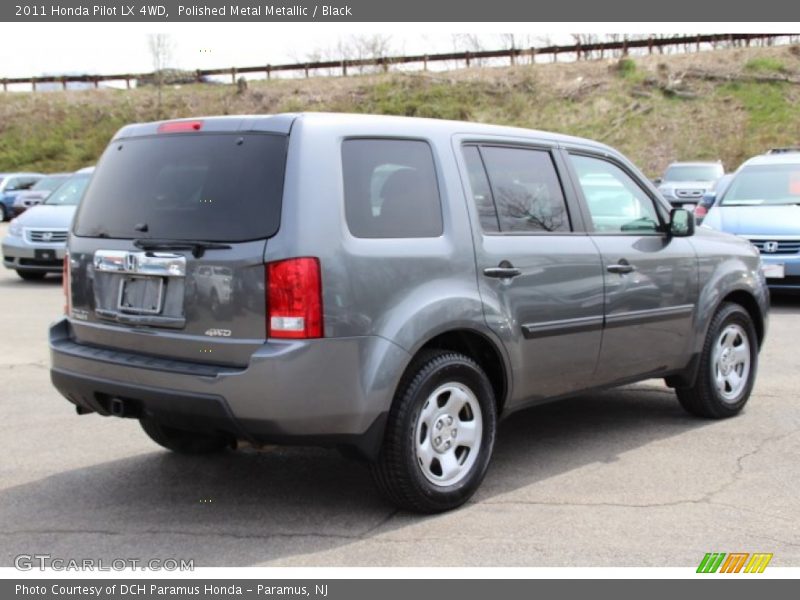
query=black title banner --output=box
[3,0,799,22]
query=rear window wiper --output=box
[133,238,232,258]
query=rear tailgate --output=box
[67,126,289,367]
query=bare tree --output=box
[497,34,535,65]
[452,34,487,67]
[352,34,393,73]
[496,185,567,233]
[147,33,174,117]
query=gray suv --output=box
[50,113,769,512]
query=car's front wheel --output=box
[139,418,232,454]
[676,302,759,418]
[371,350,497,513]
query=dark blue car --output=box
[0,173,44,221]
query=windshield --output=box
[44,174,92,206]
[664,165,722,182]
[32,175,69,192]
[73,133,287,241]
[720,164,800,206]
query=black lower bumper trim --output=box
[50,367,388,460]
[50,367,247,439]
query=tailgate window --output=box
[74,133,287,242]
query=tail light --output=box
[694,205,708,221]
[267,258,323,339]
[62,252,71,315]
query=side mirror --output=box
[669,208,695,237]
[653,177,663,186]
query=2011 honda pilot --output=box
[50,113,769,512]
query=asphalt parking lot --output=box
[1,219,798,568]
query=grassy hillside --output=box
[1,44,800,177]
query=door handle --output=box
[606,260,635,274]
[484,262,522,279]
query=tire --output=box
[16,270,46,281]
[371,350,497,513]
[139,418,231,454]
[676,302,759,419]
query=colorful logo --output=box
[697,552,773,573]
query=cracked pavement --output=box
[0,222,798,567]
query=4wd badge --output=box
[204,328,232,337]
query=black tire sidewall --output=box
[702,304,759,415]
[399,355,497,510]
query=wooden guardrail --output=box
[1,33,795,92]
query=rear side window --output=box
[342,139,443,238]
[479,146,571,233]
[73,133,287,242]
[462,146,500,232]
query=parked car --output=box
[11,173,71,217]
[694,173,735,225]
[702,150,800,292]
[2,168,94,280]
[0,172,44,221]
[656,161,724,208]
[50,114,768,512]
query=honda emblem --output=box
[125,253,138,272]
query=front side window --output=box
[342,139,443,238]
[570,154,661,234]
[479,146,571,233]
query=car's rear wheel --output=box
[16,270,47,281]
[139,417,231,454]
[370,350,497,513]
[676,302,758,418]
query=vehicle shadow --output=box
[0,383,712,566]
[0,274,62,288]
[769,292,800,314]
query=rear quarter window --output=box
[342,139,443,238]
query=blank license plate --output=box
[117,277,164,314]
[762,263,785,279]
[34,249,56,261]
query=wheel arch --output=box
[668,286,766,389]
[720,289,765,348]
[400,326,511,415]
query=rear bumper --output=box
[49,318,410,458]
